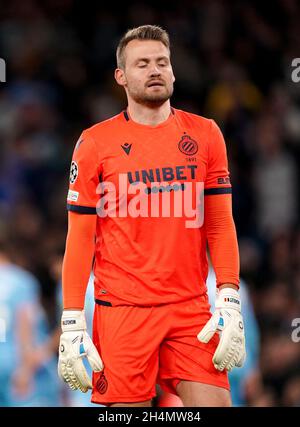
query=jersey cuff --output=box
[67,204,97,214]
[204,187,232,195]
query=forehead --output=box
[124,39,170,64]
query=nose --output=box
[149,64,161,77]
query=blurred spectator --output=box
[282,376,300,407]
[253,114,298,237]
[0,228,60,406]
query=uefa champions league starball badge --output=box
[69,161,78,184]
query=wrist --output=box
[61,310,87,332]
[216,287,241,312]
[218,283,239,291]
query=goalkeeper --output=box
[58,25,245,407]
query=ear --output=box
[171,68,176,84]
[115,68,127,87]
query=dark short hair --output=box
[116,25,170,69]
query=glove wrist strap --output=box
[215,288,241,312]
[61,310,87,332]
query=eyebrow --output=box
[135,56,169,63]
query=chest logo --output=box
[121,143,132,155]
[178,134,198,156]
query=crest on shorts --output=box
[178,134,198,156]
[69,161,78,184]
[96,373,108,394]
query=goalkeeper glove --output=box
[58,310,103,392]
[197,287,246,372]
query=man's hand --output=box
[58,310,103,392]
[197,288,246,372]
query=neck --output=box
[127,99,171,126]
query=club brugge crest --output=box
[178,134,198,156]
[96,372,108,394]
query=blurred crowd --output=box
[0,0,300,406]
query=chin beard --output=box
[129,87,173,107]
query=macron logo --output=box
[121,143,132,155]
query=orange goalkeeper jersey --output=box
[66,108,238,306]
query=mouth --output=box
[147,81,165,88]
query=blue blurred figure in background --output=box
[0,229,61,407]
